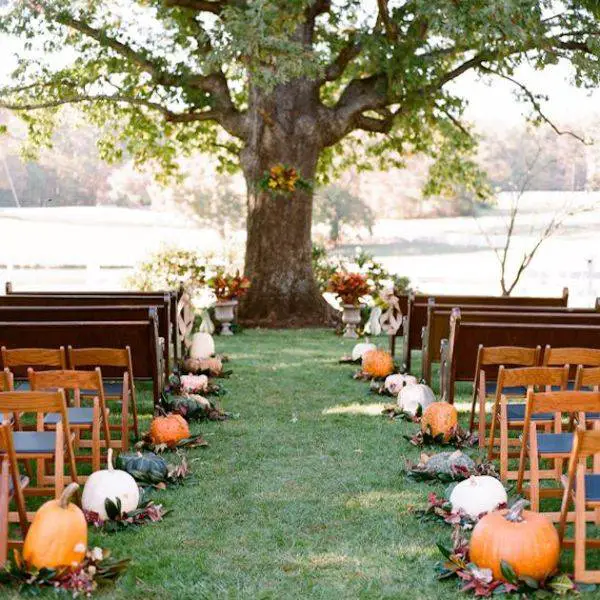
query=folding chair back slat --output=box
[529,391,600,415]
[544,346,600,367]
[29,369,103,392]
[1,347,66,369]
[499,365,568,388]
[68,347,129,368]
[575,366,600,390]
[479,346,541,366]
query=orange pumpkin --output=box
[23,483,87,570]
[150,414,190,447]
[421,402,458,441]
[470,500,560,582]
[362,349,394,378]
[183,356,223,376]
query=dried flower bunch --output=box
[327,272,371,305]
[260,164,311,194]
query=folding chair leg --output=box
[54,423,64,499]
[499,400,509,482]
[92,399,100,473]
[130,385,140,439]
[121,389,129,451]
[478,391,487,449]
[574,467,587,582]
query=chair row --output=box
[2,345,139,439]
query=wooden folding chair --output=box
[517,390,600,515]
[488,365,569,482]
[1,347,67,391]
[543,346,600,388]
[575,366,600,426]
[558,428,600,584]
[469,345,541,447]
[28,369,111,473]
[0,391,78,504]
[0,422,29,549]
[68,346,139,443]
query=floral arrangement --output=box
[208,270,251,301]
[405,426,478,449]
[0,547,129,596]
[327,271,371,306]
[417,493,507,530]
[84,499,168,532]
[259,164,312,195]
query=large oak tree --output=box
[1,0,598,322]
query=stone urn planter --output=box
[342,304,362,339]
[214,299,238,335]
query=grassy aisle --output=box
[5,330,597,599]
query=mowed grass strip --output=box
[6,329,599,600]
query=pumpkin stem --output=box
[59,482,80,509]
[504,499,529,523]
[107,448,114,471]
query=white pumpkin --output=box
[351,342,377,362]
[190,332,215,360]
[82,449,140,519]
[449,475,508,519]
[397,383,435,415]
[385,374,418,396]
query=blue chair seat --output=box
[14,381,30,391]
[80,380,123,396]
[534,432,574,454]
[583,475,600,502]
[506,404,554,422]
[485,382,527,396]
[44,407,94,426]
[586,412,600,420]
[13,431,56,454]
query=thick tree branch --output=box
[322,39,362,83]
[480,66,587,143]
[0,93,219,124]
[376,0,398,42]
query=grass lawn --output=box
[4,329,599,599]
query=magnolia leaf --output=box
[548,574,575,595]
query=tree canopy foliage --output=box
[1,0,598,196]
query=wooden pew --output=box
[395,288,571,370]
[5,283,180,364]
[421,304,600,383]
[0,294,172,380]
[441,308,600,403]
[0,319,162,406]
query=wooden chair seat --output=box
[533,432,574,454]
[506,404,553,421]
[13,431,57,454]
[44,407,95,426]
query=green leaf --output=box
[548,574,575,595]
[436,543,452,560]
[499,560,518,585]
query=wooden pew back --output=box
[398,288,571,369]
[442,309,600,403]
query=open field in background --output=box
[0,190,598,304]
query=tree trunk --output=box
[237,79,330,326]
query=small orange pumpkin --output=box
[470,500,560,581]
[23,482,87,570]
[150,414,190,447]
[362,349,394,378]
[421,402,458,441]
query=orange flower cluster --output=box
[327,272,371,305]
[267,164,299,192]
[208,271,251,301]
